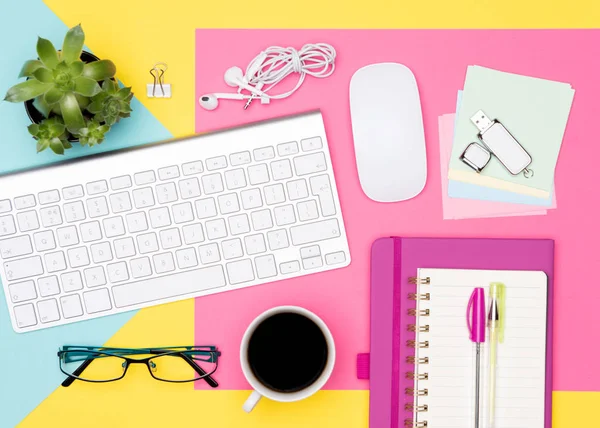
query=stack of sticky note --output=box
[440,66,575,220]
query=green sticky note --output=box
[450,66,574,192]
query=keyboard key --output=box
[57,225,79,247]
[8,280,37,302]
[87,196,110,218]
[255,254,277,279]
[251,209,273,231]
[149,207,171,228]
[33,230,56,252]
[91,242,113,263]
[0,235,33,259]
[293,152,327,176]
[38,276,60,297]
[38,190,60,205]
[14,194,36,209]
[4,256,43,280]
[134,170,156,185]
[110,192,132,213]
[0,199,12,213]
[44,251,67,273]
[38,299,60,323]
[264,184,286,205]
[274,205,296,226]
[178,178,202,199]
[302,256,323,270]
[195,198,217,219]
[277,141,299,156]
[176,248,198,269]
[325,251,346,265]
[63,185,84,200]
[16,210,40,232]
[182,223,205,245]
[14,303,37,327]
[206,218,228,240]
[241,189,262,210]
[84,266,107,287]
[158,165,180,180]
[114,237,136,259]
[297,200,319,221]
[40,206,62,227]
[133,187,155,209]
[248,164,269,185]
[60,294,84,318]
[222,238,243,260]
[0,215,16,237]
[110,175,132,190]
[280,260,300,274]
[137,232,160,254]
[267,229,290,251]
[290,219,340,246]
[61,271,83,292]
[130,257,152,278]
[67,246,90,268]
[172,202,194,224]
[112,265,226,308]
[80,221,102,243]
[225,169,247,190]
[300,245,321,259]
[126,212,148,233]
[286,179,309,200]
[201,173,224,195]
[107,261,129,283]
[206,156,227,171]
[244,234,266,255]
[310,175,336,216]
[270,159,293,180]
[159,228,182,249]
[228,214,250,236]
[64,201,86,223]
[218,193,240,215]
[103,216,126,238]
[182,161,204,176]
[301,136,323,151]
[253,146,275,161]
[86,180,108,195]
[226,259,254,284]
[83,288,112,313]
[156,182,178,204]
[230,151,251,166]
[153,252,176,274]
[198,243,220,264]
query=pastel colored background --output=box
[0,0,597,426]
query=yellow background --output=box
[20,0,600,426]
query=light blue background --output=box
[0,1,172,426]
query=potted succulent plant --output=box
[3,24,133,154]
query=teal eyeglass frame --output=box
[58,345,220,388]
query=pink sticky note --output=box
[439,114,548,219]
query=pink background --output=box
[194,29,600,391]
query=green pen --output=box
[487,283,505,428]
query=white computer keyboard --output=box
[0,111,350,333]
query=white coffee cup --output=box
[240,306,336,412]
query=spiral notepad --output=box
[408,269,548,428]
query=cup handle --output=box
[243,390,262,413]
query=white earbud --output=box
[223,66,267,98]
[198,93,252,111]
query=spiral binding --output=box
[404,421,428,428]
[408,293,431,301]
[407,324,429,333]
[408,308,430,316]
[405,372,428,380]
[408,277,430,285]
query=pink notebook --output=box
[361,237,554,428]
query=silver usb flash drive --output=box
[470,110,533,177]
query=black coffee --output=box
[247,312,328,393]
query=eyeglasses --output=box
[58,345,220,388]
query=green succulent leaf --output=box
[102,78,118,93]
[74,93,90,109]
[78,118,110,147]
[44,87,65,105]
[49,122,66,136]
[115,86,132,100]
[28,124,40,136]
[3,79,53,103]
[118,100,133,113]
[69,61,84,78]
[63,140,73,149]
[33,96,51,118]
[36,139,50,153]
[19,60,44,78]
[36,37,59,69]
[49,137,65,155]
[98,124,110,134]
[62,24,85,64]
[59,92,85,132]
[32,67,53,83]
[86,99,104,114]
[74,76,101,96]
[82,60,116,81]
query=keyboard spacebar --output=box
[112,266,227,308]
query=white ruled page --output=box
[412,269,547,428]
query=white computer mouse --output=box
[349,63,427,202]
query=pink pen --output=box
[467,287,486,428]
